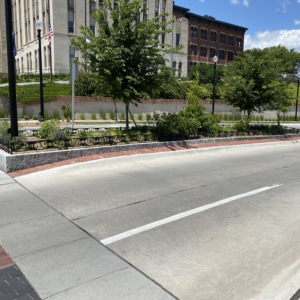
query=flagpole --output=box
[48,0,53,82]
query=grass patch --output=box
[0,82,72,103]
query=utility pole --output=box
[5,0,18,137]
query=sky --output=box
[174,0,300,52]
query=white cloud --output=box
[199,0,205,2]
[230,0,240,4]
[295,20,300,25]
[245,30,300,52]
[279,0,291,13]
[243,0,249,6]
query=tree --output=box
[71,0,182,129]
[224,49,293,119]
[187,64,224,85]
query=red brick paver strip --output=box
[9,137,300,179]
[0,245,14,270]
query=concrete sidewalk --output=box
[0,171,175,300]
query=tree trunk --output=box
[277,111,280,126]
[126,104,129,130]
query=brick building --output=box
[173,4,248,74]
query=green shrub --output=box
[32,115,38,120]
[0,120,10,140]
[54,111,61,120]
[91,112,97,120]
[44,111,50,121]
[120,112,125,120]
[228,114,233,121]
[260,115,264,121]
[110,111,115,120]
[223,114,228,121]
[24,115,29,120]
[61,104,72,121]
[75,72,99,97]
[255,116,260,122]
[80,113,85,120]
[138,113,143,121]
[146,113,151,122]
[36,120,60,139]
[232,120,250,131]
[0,108,5,118]
[101,111,106,120]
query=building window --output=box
[178,62,182,78]
[219,49,225,60]
[172,61,176,75]
[68,0,74,33]
[155,0,159,19]
[200,46,206,57]
[210,31,216,42]
[21,57,23,73]
[210,48,216,58]
[193,45,197,56]
[228,35,234,46]
[162,0,166,13]
[190,44,193,55]
[29,52,32,72]
[237,37,242,47]
[220,33,226,44]
[228,51,234,61]
[143,0,147,20]
[35,50,38,71]
[90,1,96,33]
[99,0,103,9]
[176,33,180,46]
[194,62,196,66]
[201,29,207,40]
[189,61,193,71]
[194,27,197,38]
[190,26,193,38]
[44,46,47,68]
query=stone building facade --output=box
[0,0,8,74]
[11,0,246,78]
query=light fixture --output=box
[35,19,43,31]
[213,55,218,63]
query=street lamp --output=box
[35,19,44,122]
[295,72,300,122]
[212,55,218,115]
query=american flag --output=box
[48,21,53,46]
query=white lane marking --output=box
[101,184,283,245]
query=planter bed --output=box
[1,133,300,173]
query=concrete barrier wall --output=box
[13,96,300,119]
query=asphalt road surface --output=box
[2,140,300,299]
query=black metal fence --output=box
[0,127,298,155]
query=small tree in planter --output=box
[71,0,183,129]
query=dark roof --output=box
[173,3,248,34]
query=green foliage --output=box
[138,113,143,121]
[0,120,10,140]
[91,112,97,120]
[75,72,99,96]
[120,112,125,120]
[0,82,72,103]
[44,111,50,121]
[0,74,70,84]
[61,104,72,121]
[224,48,294,118]
[101,111,106,120]
[36,120,60,139]
[32,115,38,120]
[54,111,61,120]
[24,115,30,120]
[188,64,225,85]
[71,0,183,128]
[232,120,250,131]
[110,111,115,120]
[80,113,85,120]
[0,108,5,118]
[146,113,151,122]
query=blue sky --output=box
[174,0,300,51]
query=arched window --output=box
[190,27,194,38]
[194,27,197,38]
[178,62,182,78]
[173,61,177,75]
[193,45,197,56]
[190,44,193,55]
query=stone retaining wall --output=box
[1,134,299,173]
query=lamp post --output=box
[212,55,218,115]
[295,72,300,122]
[35,19,44,122]
[5,0,18,137]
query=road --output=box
[1,140,300,299]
